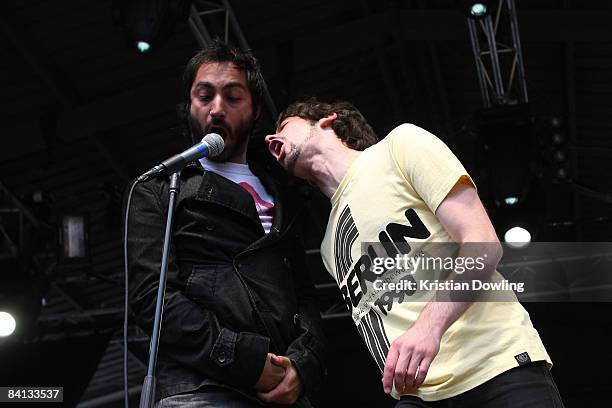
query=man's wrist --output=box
[288,358,305,396]
[416,303,452,340]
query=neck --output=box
[226,155,247,164]
[304,144,361,198]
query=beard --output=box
[284,123,315,176]
[284,143,300,175]
[188,112,254,163]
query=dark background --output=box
[0,0,611,406]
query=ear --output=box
[318,112,337,130]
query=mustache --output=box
[205,118,230,134]
[188,115,230,143]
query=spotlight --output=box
[113,0,191,54]
[504,197,519,206]
[536,114,570,183]
[504,226,532,248]
[470,3,488,17]
[550,116,562,128]
[491,181,543,245]
[462,1,491,19]
[551,133,563,145]
[553,150,566,162]
[0,311,16,337]
[556,167,569,180]
[136,41,151,53]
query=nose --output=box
[209,95,226,118]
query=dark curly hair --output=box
[277,98,378,150]
[178,39,265,144]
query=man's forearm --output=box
[414,300,470,340]
[416,240,502,338]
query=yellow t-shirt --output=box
[320,124,551,401]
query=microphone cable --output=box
[123,178,140,408]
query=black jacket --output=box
[126,161,325,401]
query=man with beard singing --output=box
[126,40,325,407]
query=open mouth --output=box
[208,126,228,140]
[267,139,285,163]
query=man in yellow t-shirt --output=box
[265,99,564,407]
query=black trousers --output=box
[396,362,564,408]
[155,385,313,408]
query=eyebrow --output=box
[193,81,248,91]
[277,119,289,132]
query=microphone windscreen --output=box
[202,133,225,157]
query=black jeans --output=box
[396,362,564,408]
[155,385,313,408]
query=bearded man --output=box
[126,41,325,407]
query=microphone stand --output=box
[139,172,180,408]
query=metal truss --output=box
[0,187,37,227]
[467,0,528,107]
[187,0,277,117]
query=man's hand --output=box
[254,353,286,391]
[257,355,304,405]
[382,318,441,394]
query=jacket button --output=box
[205,223,215,231]
[283,257,291,268]
[236,262,243,269]
[218,352,226,363]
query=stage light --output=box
[550,116,562,128]
[136,41,151,53]
[0,311,16,337]
[59,215,89,261]
[556,167,569,180]
[504,197,519,205]
[553,150,566,162]
[504,226,532,248]
[462,1,490,19]
[536,115,570,183]
[113,0,191,54]
[470,3,488,17]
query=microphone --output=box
[138,133,224,182]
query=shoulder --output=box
[386,123,442,146]
[383,124,449,162]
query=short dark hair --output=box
[277,98,378,150]
[178,39,265,144]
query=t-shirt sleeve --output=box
[389,124,475,213]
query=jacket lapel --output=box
[194,165,263,233]
[189,160,305,250]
